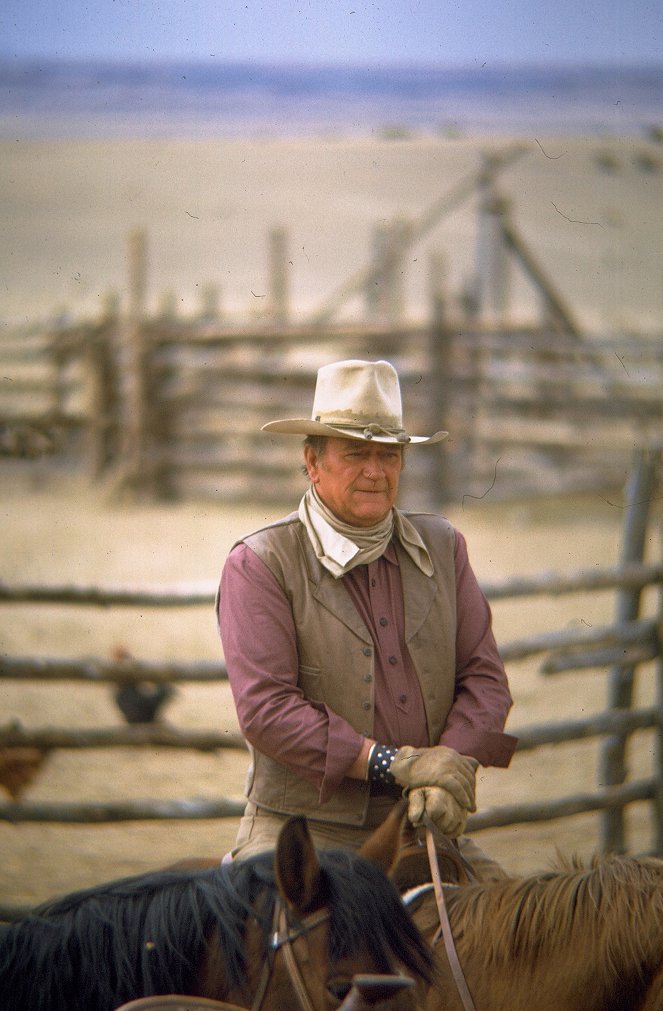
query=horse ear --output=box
[358,797,407,875]
[275,814,322,914]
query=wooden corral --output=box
[2,149,662,507]
[2,295,663,509]
[0,451,661,919]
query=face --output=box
[304,437,403,527]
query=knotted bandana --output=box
[298,486,434,579]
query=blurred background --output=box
[1,0,662,911]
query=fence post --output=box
[86,291,121,479]
[199,282,221,323]
[428,251,453,505]
[366,218,410,326]
[115,228,155,496]
[269,225,290,326]
[656,573,663,855]
[599,447,661,852]
[475,157,511,326]
[366,222,388,321]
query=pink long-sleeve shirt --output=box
[218,526,516,802]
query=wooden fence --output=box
[2,304,663,509]
[1,450,661,918]
[2,202,663,508]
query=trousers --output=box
[228,797,509,882]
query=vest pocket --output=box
[298,664,323,702]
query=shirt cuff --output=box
[319,708,366,804]
[439,727,518,768]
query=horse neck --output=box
[420,860,663,1011]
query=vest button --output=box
[362,701,370,711]
[363,674,373,683]
[379,616,388,627]
[362,646,372,656]
[388,655,398,665]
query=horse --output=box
[112,975,424,1010]
[402,840,663,1011]
[0,811,434,1011]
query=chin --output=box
[353,510,390,526]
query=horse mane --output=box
[0,847,431,1011]
[444,853,663,975]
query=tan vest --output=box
[240,510,457,826]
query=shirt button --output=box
[399,693,407,704]
[388,655,398,665]
[371,579,376,587]
[363,646,372,657]
[379,617,388,627]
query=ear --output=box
[358,798,408,876]
[303,444,320,483]
[275,815,322,914]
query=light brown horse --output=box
[403,846,663,1011]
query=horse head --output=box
[233,804,433,1009]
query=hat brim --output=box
[261,419,448,445]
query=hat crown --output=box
[312,360,403,431]
[260,357,448,444]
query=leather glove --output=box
[406,785,468,838]
[390,745,478,811]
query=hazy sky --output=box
[1,0,661,66]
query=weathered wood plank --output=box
[0,656,227,683]
[0,724,246,752]
[513,706,659,750]
[0,797,246,823]
[2,561,662,607]
[468,778,657,832]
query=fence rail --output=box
[0,451,661,920]
[2,217,663,506]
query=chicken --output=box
[0,747,48,800]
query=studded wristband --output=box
[367,743,399,788]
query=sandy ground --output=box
[1,132,662,335]
[1,126,661,915]
[1,467,660,909]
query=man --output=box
[217,359,517,875]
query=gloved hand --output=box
[406,785,468,838]
[390,745,478,811]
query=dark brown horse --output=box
[402,843,663,1011]
[0,812,433,1011]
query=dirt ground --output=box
[2,133,662,336]
[0,468,660,909]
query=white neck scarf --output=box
[298,486,434,579]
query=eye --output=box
[327,978,353,1004]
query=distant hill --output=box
[1,59,661,138]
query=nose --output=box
[362,454,385,480]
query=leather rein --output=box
[424,825,477,1011]
[191,899,329,1011]
[250,899,331,1011]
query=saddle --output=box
[114,998,246,1010]
[394,819,478,892]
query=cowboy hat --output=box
[262,359,448,445]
